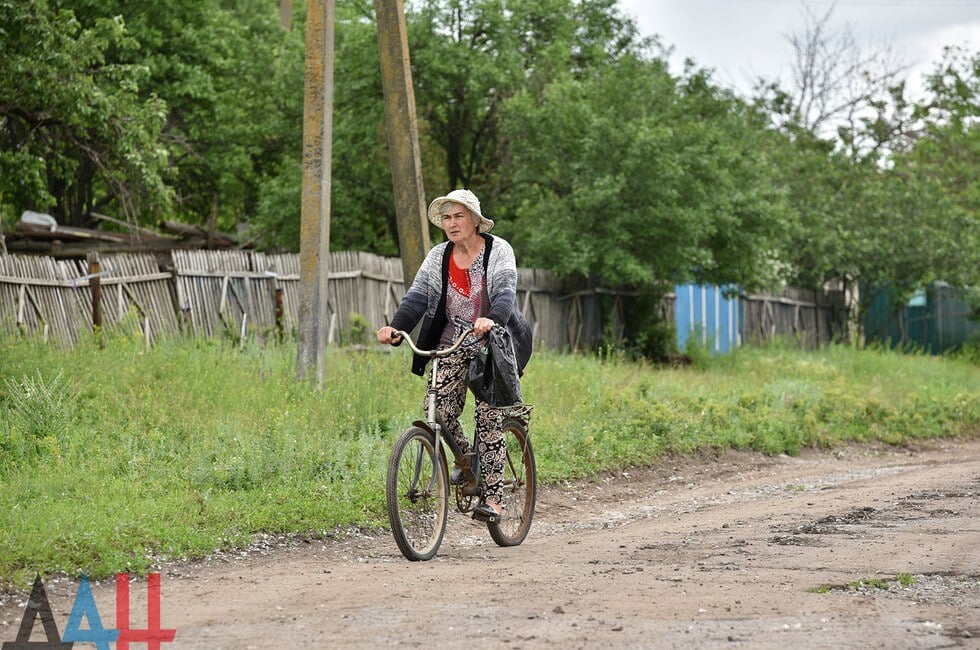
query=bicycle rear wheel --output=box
[386,426,449,561]
[488,418,536,547]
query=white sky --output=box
[616,0,980,99]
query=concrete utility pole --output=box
[374,0,431,285]
[296,0,335,386]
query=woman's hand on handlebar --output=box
[376,326,402,345]
[473,317,495,338]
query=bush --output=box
[342,312,371,347]
[946,331,980,365]
[623,286,677,361]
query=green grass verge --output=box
[1,333,977,588]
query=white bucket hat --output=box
[427,189,494,233]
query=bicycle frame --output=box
[391,327,474,493]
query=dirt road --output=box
[2,439,978,649]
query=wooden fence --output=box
[1,251,846,352]
[0,253,177,347]
[742,286,847,348]
[0,251,620,351]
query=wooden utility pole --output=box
[375,0,430,285]
[296,0,335,386]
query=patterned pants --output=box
[424,348,506,504]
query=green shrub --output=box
[343,312,371,346]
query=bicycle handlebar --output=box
[391,326,475,358]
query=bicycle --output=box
[384,326,536,561]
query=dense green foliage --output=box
[500,61,792,287]
[0,0,172,223]
[0,0,305,231]
[1,1,976,321]
[1,334,976,586]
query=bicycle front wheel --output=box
[386,426,449,561]
[488,417,537,547]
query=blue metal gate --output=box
[674,284,742,354]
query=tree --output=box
[1,0,306,235]
[774,1,909,153]
[875,47,979,298]
[0,0,170,226]
[237,1,404,253]
[98,0,305,232]
[499,56,793,290]
[1,0,676,258]
[251,0,650,254]
[326,2,404,254]
[408,0,643,198]
[764,40,979,339]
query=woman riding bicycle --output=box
[376,189,532,522]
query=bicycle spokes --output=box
[487,418,537,547]
[386,427,449,561]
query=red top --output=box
[449,253,470,297]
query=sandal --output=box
[472,502,504,524]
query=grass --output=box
[848,577,891,590]
[808,572,918,593]
[1,331,977,589]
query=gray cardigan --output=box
[390,234,532,376]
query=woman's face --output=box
[441,202,478,243]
